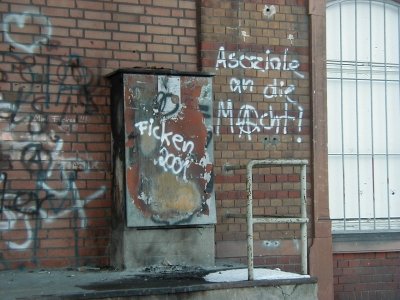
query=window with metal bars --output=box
[327,0,400,232]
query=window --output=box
[327,0,400,231]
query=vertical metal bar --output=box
[396,4,400,230]
[339,1,347,230]
[246,161,254,281]
[300,164,308,274]
[383,2,391,230]
[369,0,377,230]
[355,0,362,230]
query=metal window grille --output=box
[327,0,400,231]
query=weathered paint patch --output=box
[149,173,202,223]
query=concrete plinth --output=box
[111,226,215,270]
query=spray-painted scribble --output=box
[0,139,106,251]
[0,10,106,269]
[3,11,52,53]
[215,46,305,142]
[155,76,182,119]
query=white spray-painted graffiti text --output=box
[215,46,305,142]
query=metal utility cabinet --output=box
[108,69,216,269]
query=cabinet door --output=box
[124,74,215,227]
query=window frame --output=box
[326,0,400,233]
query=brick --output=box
[112,32,137,42]
[70,9,84,18]
[84,11,112,21]
[152,17,178,26]
[145,6,171,16]
[179,37,196,45]
[77,1,104,10]
[179,19,196,28]
[119,23,145,33]
[113,13,140,22]
[85,30,111,40]
[10,4,39,12]
[148,44,173,53]
[153,0,177,7]
[118,4,144,14]
[51,18,76,28]
[173,27,185,36]
[153,35,178,44]
[78,39,106,49]
[85,49,112,58]
[147,25,172,35]
[77,20,105,30]
[47,0,75,7]
[179,1,196,9]
[52,27,69,37]
[113,51,140,61]
[41,7,69,17]
[106,22,119,31]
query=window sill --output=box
[332,231,400,253]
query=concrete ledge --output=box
[30,277,318,300]
[1,266,317,300]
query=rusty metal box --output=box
[109,69,216,228]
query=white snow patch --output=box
[204,268,310,282]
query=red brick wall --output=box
[333,252,400,299]
[0,3,355,299]
[0,0,198,270]
[200,0,311,272]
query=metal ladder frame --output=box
[225,159,309,280]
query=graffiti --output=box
[155,76,182,119]
[135,118,195,179]
[215,46,305,142]
[216,100,299,141]
[0,52,100,121]
[3,11,52,53]
[0,138,106,250]
[21,143,53,174]
[122,74,216,226]
[0,10,106,268]
[230,78,254,94]
[236,104,262,139]
[153,91,181,118]
[135,118,195,154]
[156,146,191,178]
[215,46,304,78]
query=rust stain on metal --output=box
[151,173,201,219]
